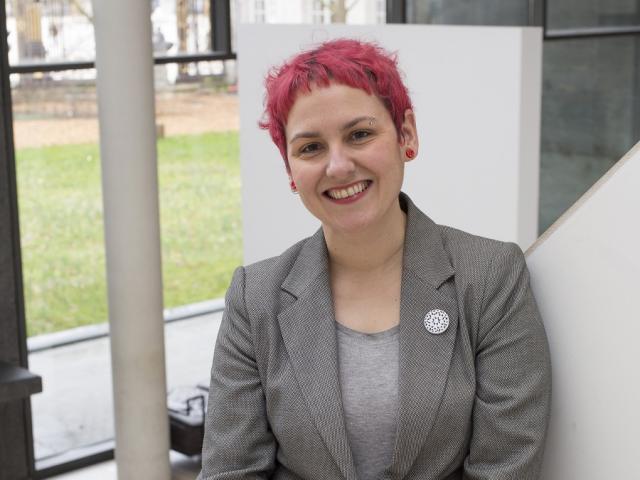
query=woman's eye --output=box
[300,143,321,155]
[351,130,371,142]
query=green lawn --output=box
[16,131,242,336]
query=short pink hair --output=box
[259,38,413,171]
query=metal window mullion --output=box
[545,25,640,40]
[212,0,232,55]
[0,0,39,477]
[386,0,406,24]
[529,0,546,30]
[8,51,237,75]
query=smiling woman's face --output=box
[285,82,418,237]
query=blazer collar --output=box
[399,192,454,289]
[278,192,457,480]
[281,226,329,298]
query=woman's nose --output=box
[325,146,355,179]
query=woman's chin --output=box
[321,214,380,237]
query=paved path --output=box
[13,93,238,149]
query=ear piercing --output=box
[289,178,298,194]
[405,148,416,159]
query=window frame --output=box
[0,1,235,477]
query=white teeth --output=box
[327,181,369,200]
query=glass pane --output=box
[230,0,387,52]
[19,58,241,462]
[6,0,96,66]
[157,60,240,451]
[13,70,106,336]
[233,0,384,24]
[152,0,213,57]
[13,69,113,461]
[406,0,528,26]
[155,60,241,309]
[539,35,640,232]
[547,0,640,30]
[5,0,216,67]
[165,313,222,403]
[29,338,114,461]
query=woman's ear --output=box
[287,171,298,194]
[400,108,419,161]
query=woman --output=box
[198,39,551,480]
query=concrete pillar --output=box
[91,1,171,478]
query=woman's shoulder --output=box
[437,223,526,284]
[439,224,523,259]
[402,192,525,279]
[230,231,323,312]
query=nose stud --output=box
[423,309,449,334]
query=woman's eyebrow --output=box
[342,116,375,130]
[289,130,320,144]
[289,132,320,143]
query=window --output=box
[254,0,266,23]
[4,0,237,475]
[406,0,640,234]
[540,35,640,231]
[312,0,328,24]
[406,0,528,26]
[547,0,640,30]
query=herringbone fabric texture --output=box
[198,193,551,480]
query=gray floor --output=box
[50,451,200,479]
[28,312,223,464]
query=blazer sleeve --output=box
[463,243,552,480]
[198,266,277,480]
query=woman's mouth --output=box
[324,180,372,202]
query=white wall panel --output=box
[238,24,542,264]
[527,141,640,479]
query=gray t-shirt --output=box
[336,322,399,480]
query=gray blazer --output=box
[199,193,551,480]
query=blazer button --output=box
[423,309,450,334]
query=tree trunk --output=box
[204,0,211,51]
[330,0,348,23]
[176,0,189,78]
[13,0,45,61]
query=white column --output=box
[91,1,171,478]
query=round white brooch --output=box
[423,309,450,334]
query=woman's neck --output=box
[323,203,407,275]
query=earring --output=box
[405,148,416,159]
[289,178,298,194]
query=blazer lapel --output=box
[278,229,358,480]
[390,194,458,480]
